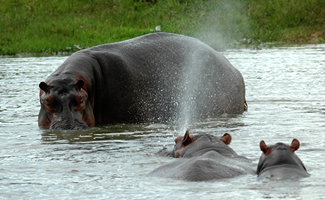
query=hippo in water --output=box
[38,32,246,130]
[149,130,254,181]
[257,139,310,180]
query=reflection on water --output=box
[41,116,246,142]
[1,44,325,199]
[41,125,146,142]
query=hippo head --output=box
[257,139,305,174]
[38,79,95,130]
[173,130,232,158]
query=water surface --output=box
[1,44,325,199]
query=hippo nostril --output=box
[49,121,88,130]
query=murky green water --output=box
[1,44,325,199]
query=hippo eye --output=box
[43,98,55,110]
[43,98,49,105]
[79,97,84,103]
[46,99,53,106]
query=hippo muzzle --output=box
[50,120,89,130]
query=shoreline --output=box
[2,41,324,58]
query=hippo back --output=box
[150,150,253,181]
[81,32,246,122]
[258,165,310,180]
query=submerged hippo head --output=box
[150,130,253,181]
[257,139,309,179]
[38,79,95,130]
[173,129,232,158]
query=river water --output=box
[1,44,325,199]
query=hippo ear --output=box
[174,136,183,144]
[290,139,300,152]
[39,82,49,92]
[182,129,194,146]
[260,140,268,153]
[75,80,84,91]
[219,133,231,145]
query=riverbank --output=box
[1,0,324,55]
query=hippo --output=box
[38,32,246,130]
[257,139,310,180]
[149,130,254,181]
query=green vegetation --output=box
[1,0,324,55]
[248,0,325,43]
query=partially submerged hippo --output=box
[149,130,254,181]
[257,139,310,180]
[38,32,246,130]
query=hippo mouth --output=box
[50,120,89,130]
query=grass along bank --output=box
[247,0,325,43]
[1,0,324,55]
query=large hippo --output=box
[149,130,254,181]
[38,32,246,130]
[257,139,310,180]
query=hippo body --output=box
[38,32,246,130]
[257,140,310,180]
[149,131,254,181]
